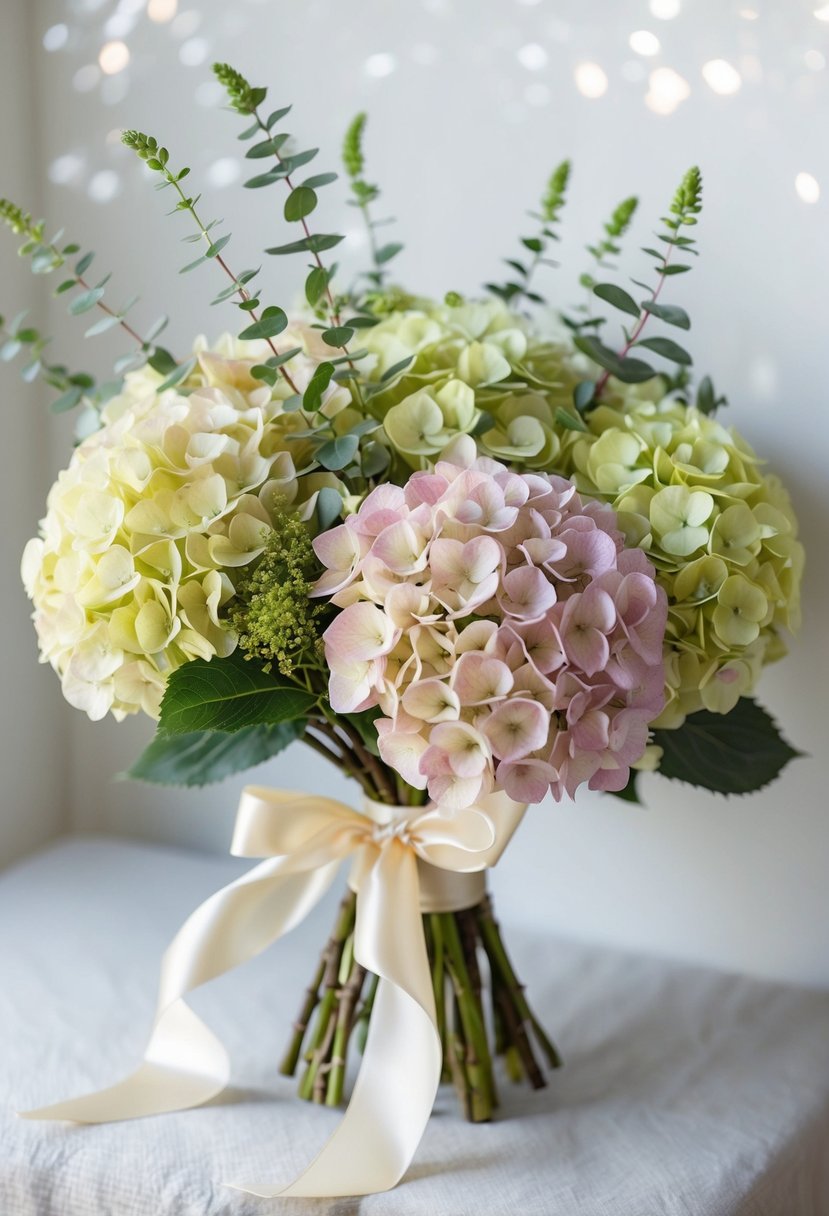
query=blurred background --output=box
[1,0,827,986]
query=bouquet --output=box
[6,63,803,1198]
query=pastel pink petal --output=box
[462,535,502,582]
[497,758,556,804]
[426,770,485,813]
[452,652,513,703]
[328,660,378,713]
[608,709,650,762]
[577,586,617,633]
[482,698,550,762]
[430,721,490,777]
[353,484,407,534]
[406,473,451,508]
[429,538,464,583]
[570,709,610,752]
[371,520,428,573]
[378,730,429,789]
[588,764,630,793]
[324,602,399,662]
[562,626,610,678]
[402,678,460,723]
[499,565,558,620]
[615,572,657,627]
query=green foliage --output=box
[212,62,266,115]
[226,515,328,677]
[580,194,638,292]
[486,158,571,306]
[158,651,316,735]
[653,698,801,795]
[696,373,728,415]
[342,111,401,293]
[126,721,304,786]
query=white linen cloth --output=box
[2,837,828,1216]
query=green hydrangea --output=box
[227,513,327,678]
[551,393,804,727]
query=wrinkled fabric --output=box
[3,837,829,1216]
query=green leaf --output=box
[305,266,329,307]
[157,356,197,391]
[180,254,208,274]
[303,360,335,411]
[316,433,359,471]
[206,234,231,258]
[0,339,22,361]
[661,264,691,275]
[67,287,104,315]
[266,233,344,256]
[315,485,343,531]
[147,346,178,375]
[321,325,354,348]
[641,301,691,330]
[653,698,802,795]
[265,105,292,128]
[635,336,692,365]
[144,314,169,343]
[84,314,121,337]
[555,406,589,432]
[126,721,305,787]
[246,136,288,159]
[237,121,260,141]
[277,148,318,174]
[284,186,318,221]
[75,252,95,276]
[573,335,656,384]
[573,379,596,412]
[380,355,414,382]
[375,242,403,265]
[244,170,283,190]
[55,279,76,295]
[303,172,338,189]
[238,306,288,341]
[593,283,640,318]
[361,440,390,477]
[50,385,84,413]
[158,653,316,735]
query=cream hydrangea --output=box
[21,335,344,721]
[554,393,803,727]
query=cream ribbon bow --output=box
[22,788,525,1199]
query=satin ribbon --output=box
[21,788,525,1198]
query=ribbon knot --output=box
[21,788,526,1199]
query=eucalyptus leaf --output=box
[238,306,288,341]
[593,283,640,318]
[266,234,344,256]
[284,186,318,222]
[641,301,691,330]
[316,433,359,471]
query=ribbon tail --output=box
[20,857,341,1124]
[232,841,440,1198]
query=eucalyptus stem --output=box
[335,716,398,804]
[164,172,300,395]
[440,911,496,1121]
[594,244,674,401]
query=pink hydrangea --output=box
[313,438,667,808]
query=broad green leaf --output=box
[653,698,802,795]
[238,306,288,341]
[642,301,691,330]
[158,653,316,735]
[247,136,289,159]
[126,720,304,787]
[635,336,692,365]
[284,186,318,222]
[147,346,178,376]
[361,440,390,477]
[662,264,691,275]
[593,283,640,318]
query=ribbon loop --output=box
[21,789,526,1198]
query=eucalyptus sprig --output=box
[569,166,708,411]
[212,63,365,368]
[0,311,106,418]
[579,194,639,296]
[121,129,300,395]
[342,112,402,292]
[486,159,571,306]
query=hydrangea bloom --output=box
[314,437,668,807]
[554,393,804,726]
[21,335,344,721]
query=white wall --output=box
[14,0,829,984]
[0,0,67,865]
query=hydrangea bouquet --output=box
[5,63,803,1197]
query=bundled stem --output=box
[281,886,560,1121]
